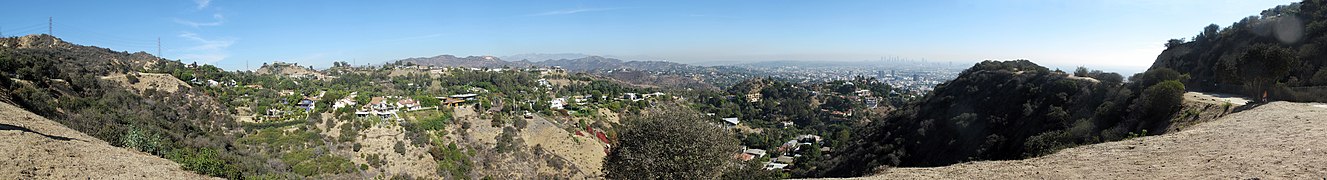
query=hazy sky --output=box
[0,0,1299,73]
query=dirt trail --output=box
[1185,92,1251,106]
[839,102,1327,179]
[0,102,215,179]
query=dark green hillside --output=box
[1153,0,1327,102]
[816,60,1188,177]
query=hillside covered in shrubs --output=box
[0,35,253,178]
[815,60,1189,177]
[1153,0,1327,102]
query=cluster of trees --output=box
[815,60,1190,177]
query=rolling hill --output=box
[1152,0,1327,102]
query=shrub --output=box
[513,116,528,130]
[366,154,384,168]
[419,113,449,131]
[339,123,358,142]
[126,73,140,84]
[1312,68,1327,86]
[495,127,519,153]
[603,105,740,179]
[1138,80,1187,120]
[431,142,472,179]
[167,147,242,179]
[1130,68,1187,89]
[120,126,168,155]
[395,141,408,155]
[280,148,316,165]
[291,155,354,177]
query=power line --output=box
[2,23,46,36]
[56,24,156,44]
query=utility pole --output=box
[48,17,52,35]
[157,37,162,58]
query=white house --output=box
[333,92,358,109]
[550,98,567,110]
[623,93,642,101]
[764,163,790,170]
[743,148,767,158]
[721,118,740,126]
[397,98,422,111]
[644,92,666,99]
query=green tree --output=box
[1312,68,1327,86]
[1238,44,1296,97]
[1136,80,1186,124]
[604,105,741,179]
[1073,67,1090,77]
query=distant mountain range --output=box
[499,53,596,62]
[396,54,693,72]
[396,55,513,68]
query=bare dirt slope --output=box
[522,114,607,177]
[0,102,214,179]
[99,73,190,93]
[846,101,1327,179]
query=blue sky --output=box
[0,0,1299,73]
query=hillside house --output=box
[264,108,284,119]
[333,92,358,109]
[397,98,421,111]
[721,117,740,126]
[356,97,396,119]
[779,140,801,153]
[450,94,479,100]
[764,163,790,170]
[538,78,552,87]
[550,98,567,110]
[295,99,316,111]
[643,92,666,99]
[796,134,823,143]
[735,153,756,161]
[623,93,643,101]
[439,97,468,107]
[572,95,590,105]
[744,148,767,158]
[774,155,796,164]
